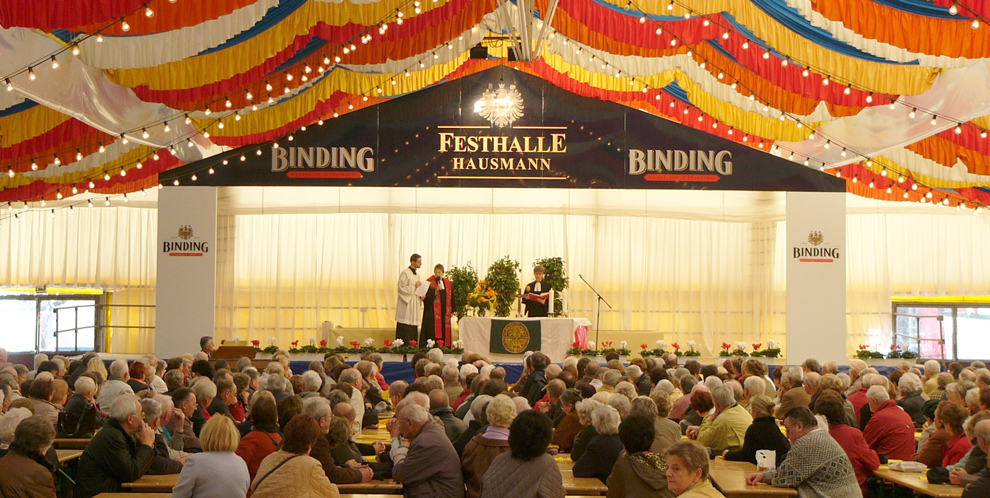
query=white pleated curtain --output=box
[213,212,787,356]
[3,205,988,357]
[0,207,157,353]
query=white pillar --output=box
[155,187,218,358]
[786,192,846,363]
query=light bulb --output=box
[866,93,873,103]
[843,85,851,95]
[96,32,103,42]
[121,19,130,32]
[28,67,35,80]
[5,78,11,91]
[98,144,105,153]
[949,2,958,15]
[51,56,58,69]
[955,125,963,134]
[163,122,170,133]
[245,91,252,101]
[142,128,149,139]
[71,43,80,55]
[909,108,916,119]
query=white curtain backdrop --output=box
[2,199,988,359]
[214,212,787,356]
[845,213,990,352]
[0,207,157,353]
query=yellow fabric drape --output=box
[0,106,73,148]
[204,54,472,137]
[597,0,941,96]
[105,0,459,90]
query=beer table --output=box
[559,471,607,495]
[121,473,178,492]
[53,438,91,449]
[56,449,83,463]
[873,466,964,498]
[709,458,797,497]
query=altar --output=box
[459,316,592,363]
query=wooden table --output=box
[56,449,83,463]
[336,481,402,494]
[53,438,91,449]
[555,454,574,471]
[709,458,797,497]
[121,473,179,492]
[560,470,608,495]
[874,467,964,498]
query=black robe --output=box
[419,279,454,345]
[522,280,553,317]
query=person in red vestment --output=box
[419,264,455,346]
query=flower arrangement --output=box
[718,342,749,357]
[467,281,498,316]
[683,341,701,357]
[886,344,918,359]
[749,339,781,358]
[853,344,885,360]
[617,340,631,356]
[640,340,666,357]
[259,337,464,355]
[567,340,599,357]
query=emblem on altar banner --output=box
[476,83,524,128]
[178,225,194,240]
[807,230,824,246]
[501,321,531,353]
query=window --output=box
[892,299,990,360]
[0,290,102,353]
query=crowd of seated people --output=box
[1,343,990,498]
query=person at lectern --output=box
[420,264,455,346]
[395,254,423,343]
[522,265,552,318]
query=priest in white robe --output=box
[395,253,423,343]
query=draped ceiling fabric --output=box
[0,0,989,210]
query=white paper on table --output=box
[414,282,429,298]
[756,450,776,471]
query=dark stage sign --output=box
[163,66,843,192]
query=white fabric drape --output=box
[0,207,157,353]
[845,213,990,352]
[214,212,786,355]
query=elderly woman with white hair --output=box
[96,358,134,415]
[64,374,104,437]
[896,372,926,429]
[0,407,33,456]
[571,399,604,461]
[573,404,623,483]
[462,394,518,498]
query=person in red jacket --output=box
[814,391,880,497]
[939,402,973,468]
[862,386,916,460]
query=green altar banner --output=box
[490,319,542,355]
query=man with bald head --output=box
[429,389,466,443]
[388,404,464,497]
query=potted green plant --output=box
[485,256,520,317]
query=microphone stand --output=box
[578,274,611,348]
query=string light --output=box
[28,67,35,80]
[163,122,170,133]
[909,108,916,119]
[5,78,11,91]
[96,31,103,42]
[50,56,58,70]
[145,4,154,17]
[71,43,80,56]
[120,18,130,32]
[866,93,873,103]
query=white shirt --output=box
[395,267,422,326]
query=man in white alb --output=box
[395,253,423,343]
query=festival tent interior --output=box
[0,0,989,361]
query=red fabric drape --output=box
[428,276,454,344]
[0,0,144,31]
